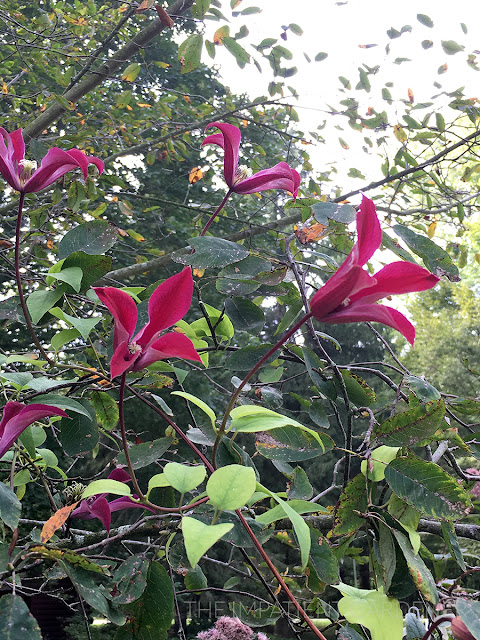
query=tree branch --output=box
[22,0,195,142]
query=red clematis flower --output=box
[71,468,155,532]
[309,196,440,344]
[0,127,104,194]
[0,401,68,459]
[93,268,202,380]
[202,122,300,198]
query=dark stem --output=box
[118,373,145,499]
[421,616,453,640]
[235,510,328,640]
[200,189,232,236]
[213,312,312,466]
[14,192,52,363]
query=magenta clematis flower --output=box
[309,196,440,344]
[0,127,104,194]
[71,468,154,532]
[202,122,300,198]
[93,267,202,379]
[0,401,68,460]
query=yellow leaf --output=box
[408,88,414,104]
[294,222,328,245]
[393,124,407,143]
[475,253,480,265]
[41,502,79,544]
[156,61,171,69]
[2,82,7,94]
[232,0,242,8]
[127,229,145,242]
[189,166,203,184]
[137,103,151,108]
[241,119,248,127]
[184,94,191,104]
[193,268,205,277]
[427,221,437,238]
[135,0,154,12]
[213,25,230,45]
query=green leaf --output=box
[442,40,465,55]
[207,464,256,510]
[230,405,324,447]
[32,394,94,419]
[122,62,141,82]
[226,344,277,371]
[59,399,99,455]
[393,224,460,281]
[361,446,400,482]
[229,602,280,627]
[195,0,210,18]
[173,237,249,269]
[223,37,250,68]
[27,287,66,324]
[0,483,21,530]
[315,52,328,62]
[456,600,480,640]
[312,201,356,225]
[190,303,234,340]
[289,23,303,36]
[335,585,403,640]
[112,556,149,605]
[309,528,339,584]
[256,482,311,568]
[256,499,327,525]
[417,13,434,27]
[333,474,367,535]
[90,391,119,430]
[255,426,334,462]
[405,612,427,640]
[0,594,42,639]
[185,564,208,591]
[117,437,173,470]
[378,523,396,591]
[63,252,112,291]
[441,521,466,571]
[164,462,206,494]
[147,473,170,495]
[373,400,445,447]
[58,221,118,259]
[49,307,100,340]
[385,457,471,519]
[171,391,216,428]
[61,562,125,625]
[178,34,203,74]
[47,267,83,292]
[181,517,233,567]
[404,376,441,402]
[393,531,439,604]
[82,479,132,500]
[224,297,265,333]
[341,371,376,406]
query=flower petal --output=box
[93,287,138,352]
[134,332,202,370]
[354,195,383,267]
[202,122,241,187]
[110,340,141,379]
[24,147,103,193]
[134,268,194,347]
[310,265,376,319]
[87,496,112,532]
[9,128,25,165]
[324,302,416,344]
[233,162,299,195]
[350,261,440,305]
[108,468,132,483]
[107,495,155,515]
[0,128,22,191]
[0,402,68,460]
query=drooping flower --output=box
[93,267,202,379]
[309,196,440,344]
[0,401,68,459]
[0,127,104,194]
[196,617,268,640]
[202,122,300,198]
[71,468,154,532]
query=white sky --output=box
[204,0,480,194]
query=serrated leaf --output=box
[393,531,439,604]
[373,400,445,447]
[333,474,367,535]
[385,457,471,519]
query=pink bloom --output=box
[71,468,154,532]
[202,122,300,198]
[310,196,440,344]
[0,127,104,194]
[0,401,68,459]
[93,268,202,379]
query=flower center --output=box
[17,159,37,185]
[233,164,252,185]
[128,342,142,355]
